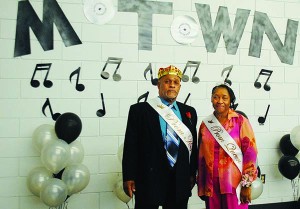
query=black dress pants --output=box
[134,166,189,209]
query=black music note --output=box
[258,104,270,125]
[100,57,123,81]
[144,63,158,86]
[182,61,201,83]
[42,98,61,121]
[137,91,149,103]
[221,65,233,86]
[254,69,273,91]
[69,67,85,92]
[96,93,106,117]
[30,63,52,88]
[184,93,191,105]
[233,103,239,110]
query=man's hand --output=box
[123,180,136,198]
[240,186,251,204]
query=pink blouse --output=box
[197,109,258,196]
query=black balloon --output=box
[279,134,299,156]
[55,112,82,144]
[278,155,300,180]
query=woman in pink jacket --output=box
[197,84,258,209]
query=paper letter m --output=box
[14,0,82,57]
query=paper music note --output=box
[137,91,149,103]
[184,93,191,105]
[96,93,106,117]
[69,67,85,92]
[258,104,270,125]
[30,63,53,88]
[100,57,123,81]
[144,63,158,86]
[254,69,273,91]
[182,61,201,83]
[221,65,233,86]
[42,98,61,121]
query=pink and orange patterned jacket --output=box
[197,109,258,196]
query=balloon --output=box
[291,125,300,150]
[114,178,131,203]
[40,178,68,207]
[27,167,53,197]
[55,112,82,144]
[235,110,248,119]
[251,178,263,200]
[278,155,300,180]
[62,164,90,195]
[32,124,58,152]
[279,134,299,156]
[67,140,84,166]
[41,139,71,174]
[117,143,124,163]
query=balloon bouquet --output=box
[278,126,300,201]
[27,113,90,208]
[114,143,132,208]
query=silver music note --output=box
[100,57,123,81]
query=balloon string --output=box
[291,178,299,201]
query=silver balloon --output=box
[114,177,131,203]
[40,178,68,207]
[291,125,300,150]
[41,139,71,174]
[62,164,90,195]
[67,140,84,166]
[251,178,263,200]
[117,143,124,163]
[32,124,58,153]
[27,167,53,197]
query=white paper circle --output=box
[83,0,115,25]
[170,15,199,44]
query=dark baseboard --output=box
[249,201,299,209]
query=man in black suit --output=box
[122,65,198,209]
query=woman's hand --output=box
[240,186,251,204]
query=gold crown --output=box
[158,65,182,79]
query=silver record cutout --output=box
[83,0,115,25]
[170,15,199,44]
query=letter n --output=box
[14,0,82,57]
[249,11,298,65]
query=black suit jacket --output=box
[122,100,198,204]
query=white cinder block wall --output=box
[1,0,300,209]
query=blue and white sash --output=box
[147,97,193,157]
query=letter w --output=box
[195,3,250,54]
[14,0,82,57]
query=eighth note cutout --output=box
[30,63,53,88]
[100,57,123,81]
[254,69,273,91]
[69,67,85,92]
[42,98,61,121]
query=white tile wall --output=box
[1,0,300,209]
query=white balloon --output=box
[40,178,68,207]
[41,139,71,174]
[32,124,58,153]
[114,177,131,203]
[117,143,124,163]
[291,125,300,150]
[67,140,84,166]
[251,178,263,200]
[27,167,53,197]
[62,164,90,195]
